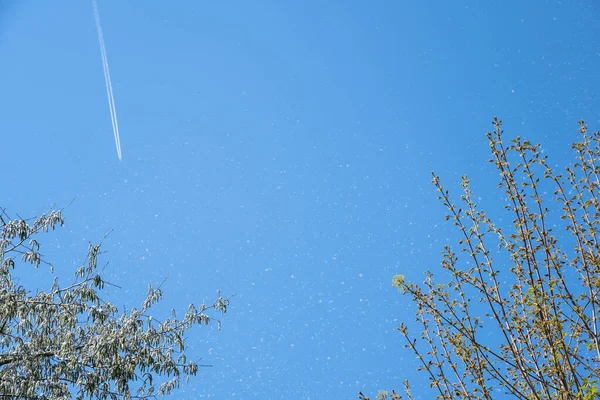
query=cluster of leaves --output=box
[375,119,600,399]
[0,209,229,399]
[359,388,404,400]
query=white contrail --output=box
[92,0,122,160]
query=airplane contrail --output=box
[92,0,122,160]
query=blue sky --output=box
[1,0,599,398]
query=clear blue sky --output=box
[1,0,599,398]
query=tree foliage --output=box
[371,119,600,399]
[0,208,229,399]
